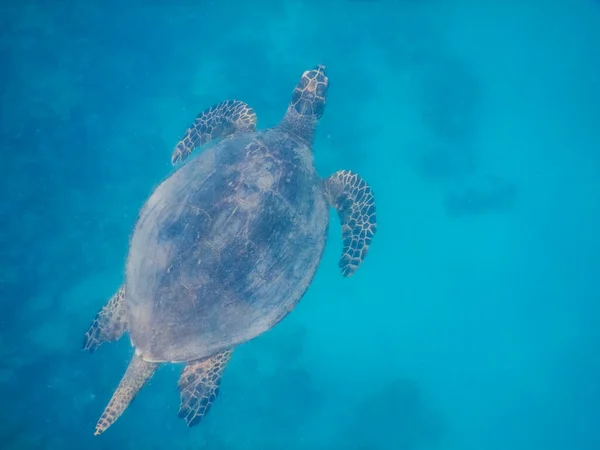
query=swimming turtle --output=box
[83,64,377,435]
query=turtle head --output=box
[289,64,328,119]
[280,64,329,142]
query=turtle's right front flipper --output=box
[83,286,127,353]
[171,100,257,165]
[324,170,377,277]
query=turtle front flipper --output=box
[171,100,257,164]
[83,286,127,353]
[178,349,233,427]
[324,170,377,277]
[95,354,159,435]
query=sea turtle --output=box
[83,64,377,435]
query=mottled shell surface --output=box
[125,130,330,363]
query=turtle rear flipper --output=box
[95,354,159,435]
[325,170,377,277]
[178,350,232,427]
[83,286,127,353]
[171,100,257,165]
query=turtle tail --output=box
[94,354,159,436]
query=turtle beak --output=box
[315,64,327,76]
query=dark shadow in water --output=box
[413,142,478,183]
[444,176,518,218]
[343,377,445,450]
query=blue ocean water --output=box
[1,0,599,448]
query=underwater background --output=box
[1,0,600,448]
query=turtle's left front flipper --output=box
[178,349,232,427]
[171,100,257,165]
[324,170,377,277]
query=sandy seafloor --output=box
[1,0,600,449]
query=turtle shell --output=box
[125,130,330,362]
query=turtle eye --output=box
[291,88,302,105]
[298,72,310,89]
[313,100,325,119]
[316,82,327,97]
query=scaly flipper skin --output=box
[95,354,159,436]
[171,100,257,165]
[324,170,377,277]
[82,286,127,353]
[178,350,233,427]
